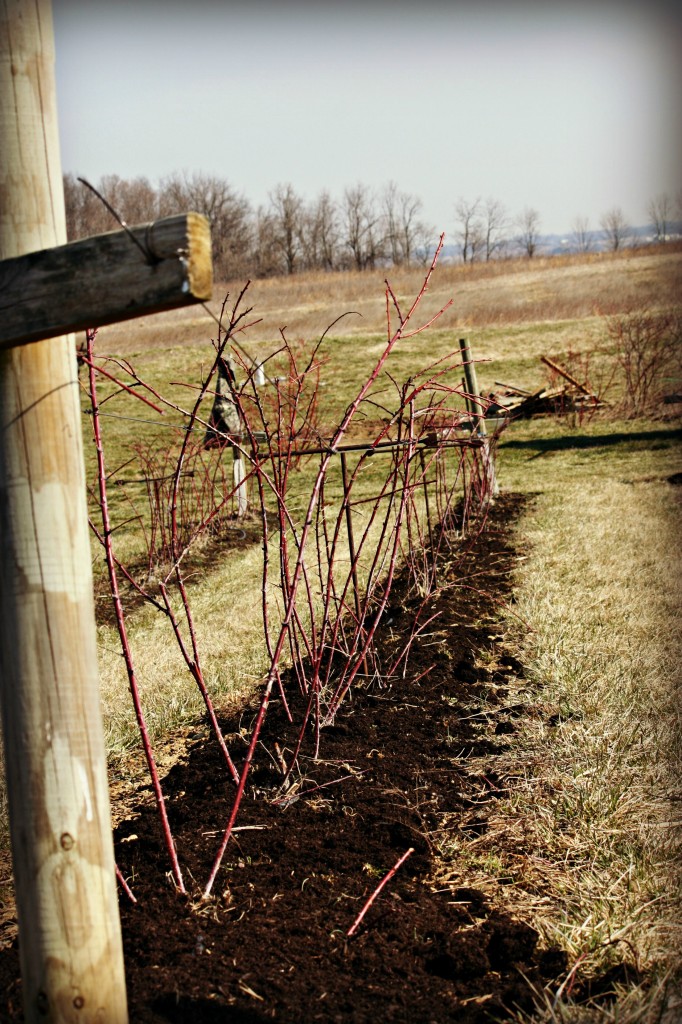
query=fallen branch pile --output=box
[486,353,607,420]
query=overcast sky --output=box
[52,0,682,239]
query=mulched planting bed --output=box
[0,494,575,1022]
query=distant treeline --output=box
[63,172,681,281]
[63,172,437,281]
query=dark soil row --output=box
[0,494,574,1022]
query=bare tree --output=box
[382,182,428,266]
[600,206,631,252]
[108,174,158,225]
[398,191,432,266]
[267,183,305,275]
[382,181,402,266]
[571,215,593,253]
[301,190,340,271]
[481,197,508,261]
[63,173,118,238]
[159,171,253,280]
[63,172,99,239]
[412,221,438,266]
[250,206,280,278]
[62,170,444,277]
[63,172,159,240]
[648,194,672,243]
[454,197,482,263]
[516,207,542,258]
[341,184,383,270]
[92,174,130,233]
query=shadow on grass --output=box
[499,427,682,457]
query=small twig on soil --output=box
[346,847,414,938]
[201,826,268,837]
[115,864,137,904]
[272,770,368,807]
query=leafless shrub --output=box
[85,247,499,900]
[132,438,244,577]
[605,306,682,416]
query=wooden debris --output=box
[483,356,605,420]
[540,355,592,395]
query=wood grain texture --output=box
[458,337,499,498]
[0,212,212,349]
[0,1,129,1020]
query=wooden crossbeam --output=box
[0,212,212,350]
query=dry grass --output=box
[431,421,682,1021]
[91,246,682,356]
[517,479,681,1017]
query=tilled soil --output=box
[0,494,573,1022]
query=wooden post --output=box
[418,448,435,555]
[459,337,499,500]
[0,2,128,1020]
[233,446,248,516]
[540,354,591,395]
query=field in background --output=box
[83,245,681,576]
[99,244,682,356]
[89,245,681,449]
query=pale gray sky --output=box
[52,0,682,238]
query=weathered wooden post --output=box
[0,2,211,1020]
[459,337,499,500]
[0,3,128,1019]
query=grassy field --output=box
[455,416,682,1021]
[2,245,681,1017]
[80,245,681,560]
